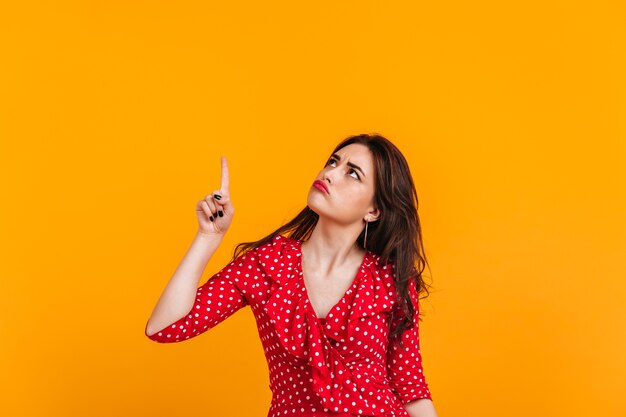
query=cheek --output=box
[348,184,371,203]
[338,188,370,210]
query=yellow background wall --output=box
[1,1,624,416]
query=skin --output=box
[301,143,381,319]
[302,143,438,417]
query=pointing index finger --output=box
[220,156,230,193]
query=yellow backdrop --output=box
[1,1,625,416]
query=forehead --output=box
[333,143,373,166]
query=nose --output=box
[322,170,333,184]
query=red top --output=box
[146,234,433,416]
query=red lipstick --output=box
[313,180,329,194]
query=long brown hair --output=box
[229,133,433,344]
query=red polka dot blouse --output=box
[146,234,433,416]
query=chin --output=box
[306,199,326,217]
[306,199,321,215]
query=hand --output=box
[196,156,234,236]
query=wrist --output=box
[196,230,225,241]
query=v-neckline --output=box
[295,239,370,322]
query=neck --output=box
[301,216,365,273]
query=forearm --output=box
[145,232,224,336]
[404,398,438,417]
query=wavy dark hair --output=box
[229,133,433,346]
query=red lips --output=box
[313,180,329,194]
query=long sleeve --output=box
[386,279,433,404]
[145,247,258,343]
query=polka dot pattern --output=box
[146,234,432,415]
[385,279,433,406]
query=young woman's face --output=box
[307,143,379,225]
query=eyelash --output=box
[327,158,360,180]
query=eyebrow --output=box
[331,153,366,178]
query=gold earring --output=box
[363,219,369,249]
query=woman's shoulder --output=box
[243,233,300,264]
[219,234,300,297]
[265,233,300,251]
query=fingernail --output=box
[214,194,222,200]
[218,210,223,217]
[209,216,214,221]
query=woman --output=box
[145,133,438,417]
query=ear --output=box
[365,207,381,222]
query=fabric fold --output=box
[262,234,402,415]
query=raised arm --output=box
[144,232,258,341]
[144,156,236,339]
[145,231,231,339]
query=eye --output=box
[327,158,360,181]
